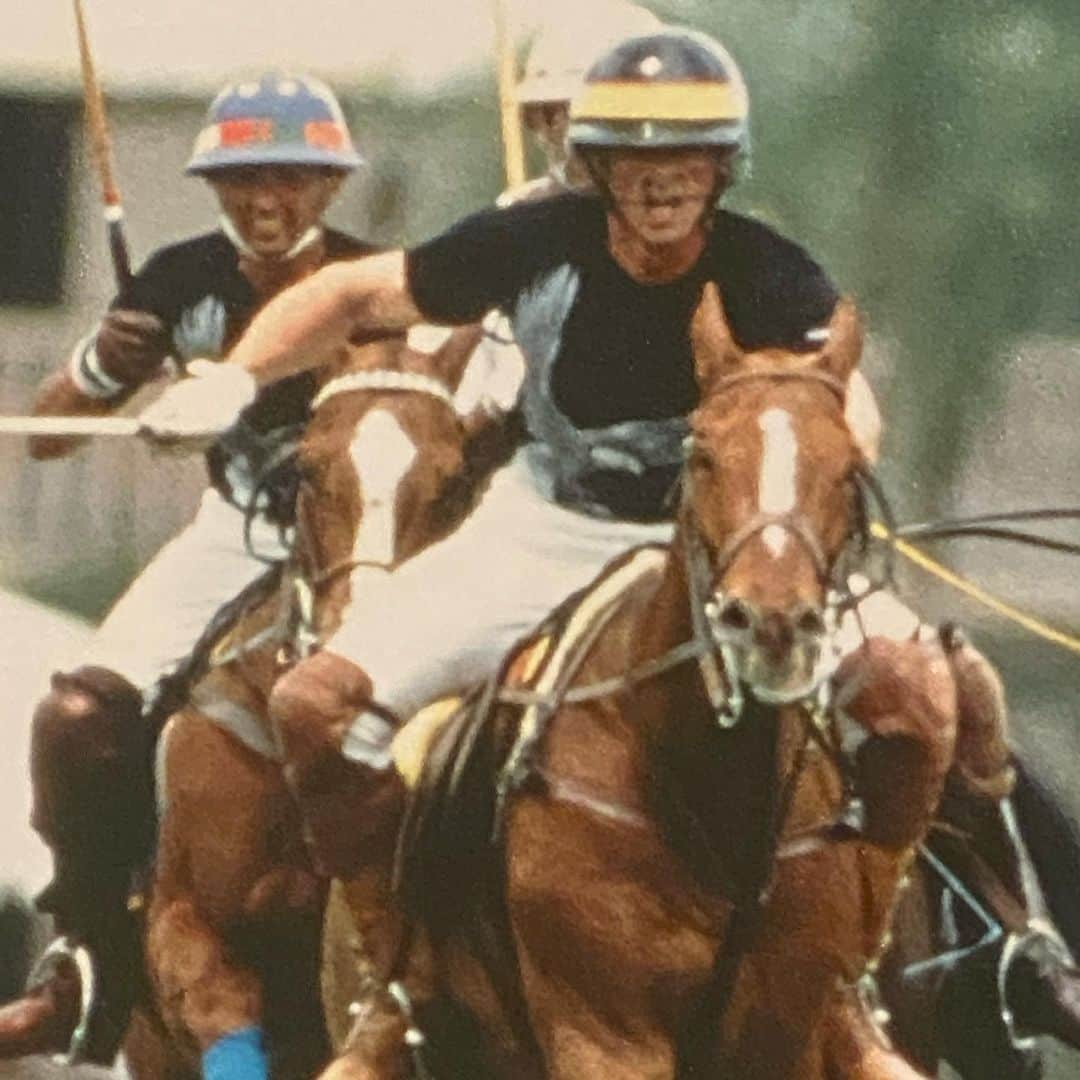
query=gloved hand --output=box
[138,359,258,444]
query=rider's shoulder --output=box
[495,176,569,208]
[481,188,599,225]
[711,210,825,272]
[423,190,602,260]
[710,209,836,301]
[709,210,839,348]
[134,230,237,280]
[477,189,604,247]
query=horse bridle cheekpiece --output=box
[682,368,864,725]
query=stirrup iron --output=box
[28,936,97,1065]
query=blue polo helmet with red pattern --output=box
[186,73,363,175]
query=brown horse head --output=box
[296,339,470,626]
[685,283,864,703]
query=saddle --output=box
[392,544,668,941]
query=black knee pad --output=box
[29,667,153,871]
[31,667,143,762]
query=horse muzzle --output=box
[707,595,836,704]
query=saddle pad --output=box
[393,544,668,942]
[391,636,553,789]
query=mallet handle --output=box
[73,0,133,287]
[0,416,142,438]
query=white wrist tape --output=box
[68,332,127,400]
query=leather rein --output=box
[218,369,461,667]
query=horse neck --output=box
[631,537,790,902]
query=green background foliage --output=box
[658,0,1079,509]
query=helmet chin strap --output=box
[547,161,570,187]
[219,215,323,262]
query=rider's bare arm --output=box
[844,369,882,465]
[230,251,424,386]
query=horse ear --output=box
[814,296,864,382]
[692,282,744,392]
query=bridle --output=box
[495,364,872,829]
[309,368,457,413]
[494,366,879,737]
[680,366,864,719]
[226,368,461,663]
[289,369,465,651]
[674,367,899,1070]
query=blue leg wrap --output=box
[202,1026,269,1080]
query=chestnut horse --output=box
[321,285,956,1079]
[136,335,482,1078]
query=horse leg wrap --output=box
[941,626,1015,801]
[202,1026,269,1080]
[17,666,154,1064]
[835,636,957,850]
[271,652,406,877]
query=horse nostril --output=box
[793,606,826,638]
[716,598,753,633]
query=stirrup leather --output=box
[28,936,97,1065]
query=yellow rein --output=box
[870,522,1080,656]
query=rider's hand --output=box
[138,359,257,444]
[68,310,171,402]
[94,310,172,386]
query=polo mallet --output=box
[0,1,142,440]
[492,0,526,189]
[73,0,132,289]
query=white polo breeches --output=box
[325,451,673,720]
[85,488,287,696]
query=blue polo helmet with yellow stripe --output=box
[568,29,749,153]
[186,73,363,175]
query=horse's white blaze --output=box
[349,409,417,567]
[758,407,798,557]
[762,523,788,558]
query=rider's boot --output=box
[937,627,1080,1051]
[0,667,154,1063]
[271,650,407,879]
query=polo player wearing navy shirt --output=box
[0,73,381,1067]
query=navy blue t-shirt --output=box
[406,192,838,430]
[117,228,380,435]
